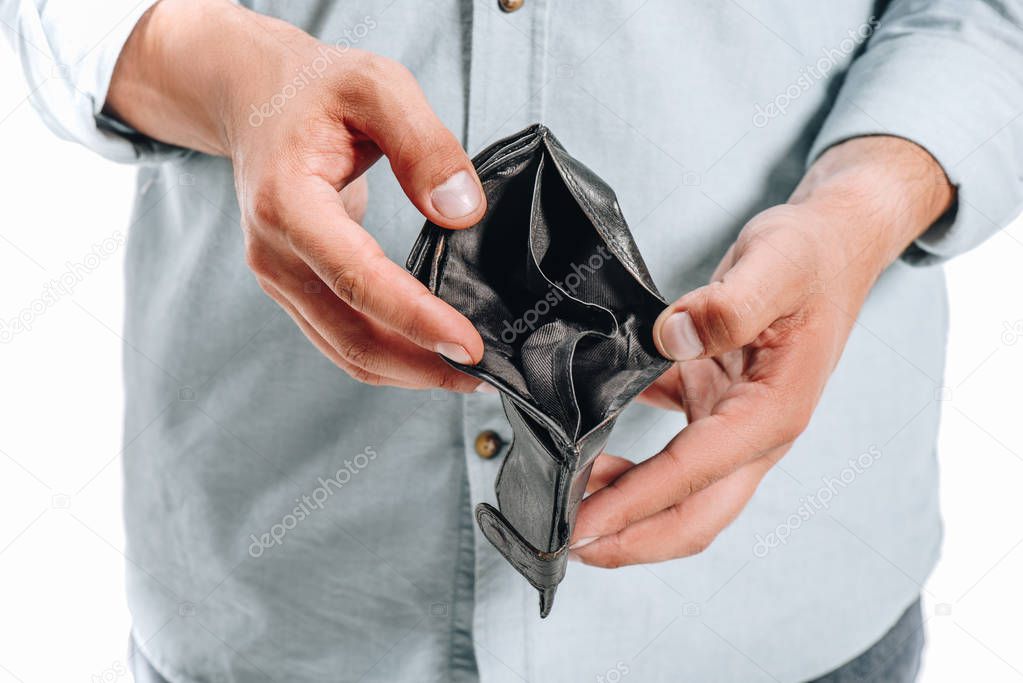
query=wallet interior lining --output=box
[435,145,666,444]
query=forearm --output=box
[790,136,955,288]
[103,0,309,157]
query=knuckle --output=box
[393,130,463,188]
[400,288,436,339]
[593,536,629,569]
[354,53,407,79]
[339,338,376,370]
[345,364,382,386]
[666,505,717,556]
[427,159,472,194]
[598,482,637,531]
[253,276,276,298]
[374,55,414,81]
[777,404,813,444]
[340,49,375,77]
[337,72,382,115]
[330,265,368,309]
[247,181,283,228]
[701,283,752,349]
[663,447,717,498]
[244,243,274,278]
[662,445,686,471]
[681,468,715,498]
[741,210,791,246]
[686,528,718,555]
[433,370,467,393]
[416,143,467,190]
[740,217,772,243]
[340,54,410,108]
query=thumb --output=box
[348,58,485,229]
[653,243,805,360]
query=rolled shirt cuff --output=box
[8,0,203,163]
[807,34,1023,266]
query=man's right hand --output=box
[105,0,489,391]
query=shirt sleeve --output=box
[1,0,187,164]
[807,0,1023,266]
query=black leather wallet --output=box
[407,124,671,617]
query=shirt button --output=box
[498,0,524,12]
[474,430,504,459]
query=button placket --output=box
[462,3,549,678]
[461,394,511,510]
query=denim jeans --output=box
[808,599,924,683]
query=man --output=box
[4,0,1022,680]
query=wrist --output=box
[106,0,311,157]
[790,136,954,283]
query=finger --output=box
[339,174,368,224]
[273,264,486,392]
[343,56,485,228]
[571,374,813,543]
[283,179,484,364]
[676,356,737,422]
[573,454,776,568]
[585,454,636,494]
[258,278,400,388]
[652,237,806,361]
[636,357,732,420]
[636,368,685,412]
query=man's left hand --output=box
[569,136,954,567]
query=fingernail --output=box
[436,342,473,365]
[569,536,598,550]
[659,311,703,360]
[431,170,482,219]
[474,382,498,394]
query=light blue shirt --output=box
[6,1,1023,681]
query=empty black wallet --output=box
[407,124,672,617]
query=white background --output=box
[2,54,1023,683]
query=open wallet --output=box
[406,124,673,617]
